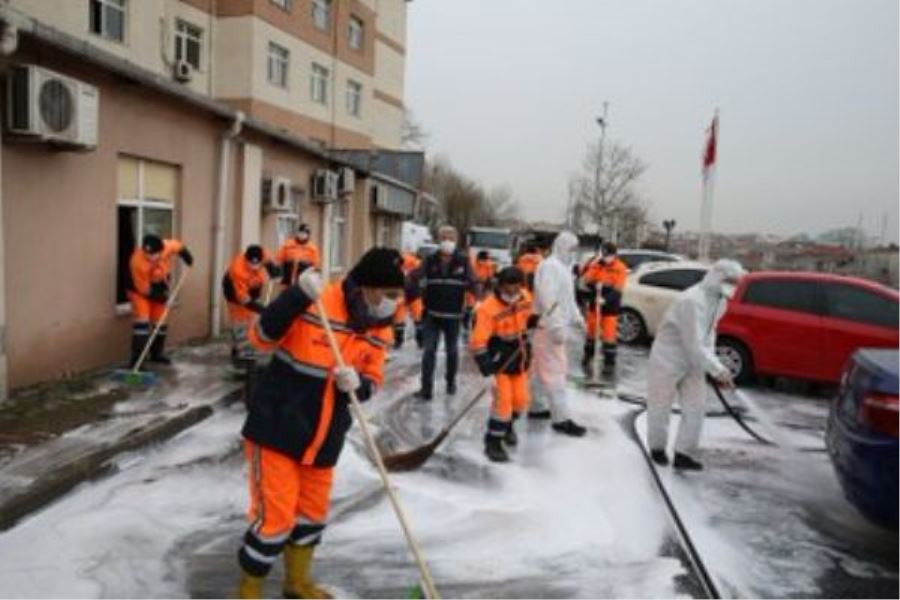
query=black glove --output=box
[393,326,405,349]
[475,352,498,377]
[247,300,266,314]
[179,247,194,267]
[149,282,169,302]
[526,314,540,330]
[265,262,282,279]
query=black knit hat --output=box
[477,250,490,260]
[349,248,405,288]
[244,244,264,264]
[602,241,618,256]
[297,223,311,235]
[497,266,525,286]
[142,234,163,254]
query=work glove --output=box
[179,247,194,267]
[526,314,540,330]
[334,366,361,393]
[148,282,169,302]
[247,300,266,314]
[296,268,323,301]
[265,262,282,279]
[475,352,498,377]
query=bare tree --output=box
[566,140,649,244]
[424,158,519,236]
[401,108,429,150]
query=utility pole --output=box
[594,101,609,240]
[663,219,677,251]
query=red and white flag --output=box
[702,114,718,176]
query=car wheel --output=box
[715,337,754,384]
[618,309,647,345]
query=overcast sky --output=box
[405,0,899,242]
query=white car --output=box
[618,261,709,344]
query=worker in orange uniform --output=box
[473,250,498,300]
[221,245,280,366]
[127,234,193,367]
[236,248,405,599]
[471,266,538,463]
[516,244,543,291]
[579,241,628,376]
[392,248,422,348]
[276,223,320,286]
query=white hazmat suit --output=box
[646,259,745,458]
[531,232,587,423]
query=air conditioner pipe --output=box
[210,110,244,338]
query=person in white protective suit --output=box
[530,231,589,437]
[646,259,746,470]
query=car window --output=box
[621,253,676,270]
[823,283,898,328]
[639,269,706,291]
[742,279,820,314]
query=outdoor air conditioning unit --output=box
[370,183,385,210]
[262,176,293,213]
[338,167,355,195]
[311,169,339,202]
[6,64,99,149]
[173,59,194,83]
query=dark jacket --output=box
[406,250,476,319]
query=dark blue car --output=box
[826,348,899,528]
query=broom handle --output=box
[314,297,440,600]
[594,282,603,379]
[132,268,190,374]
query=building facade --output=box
[0,0,418,393]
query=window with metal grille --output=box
[175,20,203,70]
[90,0,126,42]
[312,0,331,30]
[311,63,329,104]
[346,80,362,117]
[267,42,290,88]
[348,16,364,50]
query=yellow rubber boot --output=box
[283,544,332,599]
[237,570,265,599]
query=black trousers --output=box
[421,314,461,393]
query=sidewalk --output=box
[0,340,242,532]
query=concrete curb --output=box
[0,389,242,532]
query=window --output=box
[348,16,364,50]
[823,283,898,329]
[742,279,821,314]
[346,79,362,117]
[90,0,126,42]
[267,42,289,88]
[311,63,329,104]
[116,157,179,305]
[312,0,331,30]
[269,0,292,11]
[276,215,299,247]
[174,20,203,70]
[330,200,348,272]
[639,268,707,291]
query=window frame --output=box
[312,0,331,31]
[310,63,329,104]
[330,200,348,273]
[90,0,127,43]
[174,19,203,70]
[348,15,364,50]
[346,79,362,117]
[822,282,899,329]
[267,42,290,88]
[638,268,707,292]
[116,158,178,310]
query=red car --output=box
[716,272,899,384]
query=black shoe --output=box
[650,449,669,466]
[504,424,518,446]
[527,409,552,420]
[414,388,433,401]
[673,452,703,471]
[484,437,509,462]
[552,419,587,437]
[446,381,457,396]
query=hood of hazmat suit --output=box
[533,231,585,334]
[649,259,746,378]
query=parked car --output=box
[716,272,899,384]
[618,261,709,344]
[826,348,898,528]
[577,248,682,273]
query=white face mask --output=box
[721,283,737,299]
[602,256,614,265]
[369,296,398,320]
[440,240,456,254]
[500,292,521,304]
[297,233,310,243]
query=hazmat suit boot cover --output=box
[237,571,265,599]
[673,452,703,471]
[283,544,333,599]
[484,435,510,462]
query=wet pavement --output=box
[0,339,896,598]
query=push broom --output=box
[583,282,607,389]
[112,268,190,387]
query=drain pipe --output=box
[210,110,244,338]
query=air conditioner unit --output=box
[173,59,194,83]
[6,64,99,149]
[311,169,339,202]
[262,176,293,212]
[338,167,355,195]
[370,183,385,209]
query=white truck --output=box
[466,226,514,267]
[401,221,433,254]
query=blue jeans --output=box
[421,314,461,393]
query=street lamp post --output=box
[594,101,609,241]
[663,219,677,252]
